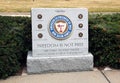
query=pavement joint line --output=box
[100,70,111,83]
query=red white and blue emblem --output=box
[49,15,72,40]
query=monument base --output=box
[27,51,93,74]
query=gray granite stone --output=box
[27,51,93,74]
[32,8,89,57]
[27,8,94,74]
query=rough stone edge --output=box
[27,51,93,74]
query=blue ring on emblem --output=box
[49,15,72,40]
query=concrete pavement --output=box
[102,70,120,83]
[1,68,120,83]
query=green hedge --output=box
[0,16,31,79]
[89,13,120,68]
[0,13,120,79]
[89,28,120,68]
[89,13,120,34]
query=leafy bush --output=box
[0,13,120,79]
[89,13,120,68]
[89,13,120,34]
[0,48,20,78]
[89,27,120,68]
[0,16,31,79]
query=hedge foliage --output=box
[89,28,120,68]
[89,13,120,34]
[0,16,31,79]
[89,13,120,68]
[0,13,120,79]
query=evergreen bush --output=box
[0,13,120,79]
[0,16,31,79]
[89,27,120,68]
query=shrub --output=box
[0,13,120,79]
[89,27,120,68]
[89,13,120,34]
[0,48,20,78]
[0,16,31,79]
[89,13,120,68]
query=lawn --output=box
[0,0,120,12]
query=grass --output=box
[0,0,120,12]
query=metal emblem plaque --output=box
[49,15,72,40]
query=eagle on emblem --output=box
[54,20,68,34]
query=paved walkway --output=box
[0,68,120,83]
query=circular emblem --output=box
[49,15,72,40]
